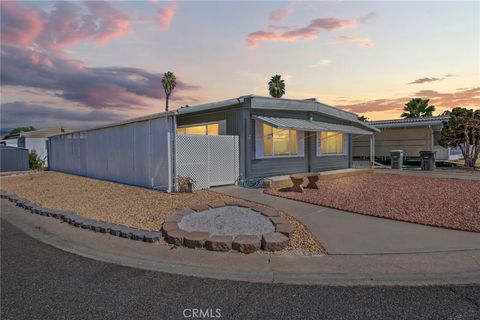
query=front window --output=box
[263,124,298,156]
[177,123,219,135]
[318,131,344,155]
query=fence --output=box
[49,116,173,191]
[175,135,239,189]
[0,146,29,172]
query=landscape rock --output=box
[144,231,162,243]
[258,207,280,218]
[164,214,184,224]
[270,216,289,226]
[162,222,179,235]
[232,235,261,254]
[165,229,187,246]
[275,223,293,237]
[205,235,233,252]
[224,200,251,208]
[175,208,195,216]
[261,232,289,251]
[190,204,210,212]
[207,201,225,208]
[184,231,210,248]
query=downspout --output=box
[308,113,313,172]
[428,126,435,151]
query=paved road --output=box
[1,220,479,320]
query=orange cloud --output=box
[155,1,177,30]
[247,12,375,48]
[338,87,480,114]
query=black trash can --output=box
[389,150,404,169]
[419,151,437,170]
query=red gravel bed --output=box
[264,174,480,233]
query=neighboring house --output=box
[352,116,461,161]
[48,95,378,190]
[1,128,73,166]
[0,146,29,172]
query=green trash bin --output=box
[390,150,404,169]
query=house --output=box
[48,95,378,190]
[352,116,462,161]
[0,146,29,172]
[1,128,73,166]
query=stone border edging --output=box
[0,191,162,243]
[162,200,292,253]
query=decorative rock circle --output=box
[162,201,292,253]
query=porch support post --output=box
[369,135,375,166]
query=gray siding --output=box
[247,109,351,177]
[176,100,354,178]
[49,116,173,190]
[0,147,29,172]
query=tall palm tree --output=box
[400,98,436,118]
[161,71,176,112]
[268,74,285,98]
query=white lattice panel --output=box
[175,134,239,190]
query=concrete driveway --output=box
[214,186,480,255]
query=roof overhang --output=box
[369,116,449,129]
[253,116,374,135]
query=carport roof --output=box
[253,116,374,135]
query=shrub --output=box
[29,150,45,170]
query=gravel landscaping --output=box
[178,206,276,236]
[0,172,324,254]
[265,173,480,233]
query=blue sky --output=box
[1,1,479,129]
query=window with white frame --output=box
[176,123,219,136]
[316,131,346,156]
[255,121,304,158]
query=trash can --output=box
[419,151,437,170]
[390,150,404,169]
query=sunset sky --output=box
[1,0,479,129]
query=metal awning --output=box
[252,115,374,135]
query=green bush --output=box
[29,150,45,170]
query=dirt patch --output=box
[265,173,480,233]
[1,171,324,255]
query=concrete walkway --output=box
[213,186,480,255]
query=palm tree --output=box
[400,98,436,118]
[161,71,176,112]
[268,74,285,98]
[357,115,369,122]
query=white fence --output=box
[175,135,239,189]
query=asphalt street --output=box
[1,219,479,320]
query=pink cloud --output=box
[328,36,374,48]
[1,45,200,110]
[155,1,177,30]
[0,1,45,46]
[269,4,294,21]
[39,1,132,49]
[247,12,375,48]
